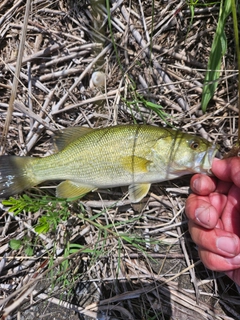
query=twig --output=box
[7,64,50,93]
[51,87,124,115]
[33,292,98,318]
[121,5,189,111]
[0,0,22,27]
[0,0,31,154]
[52,43,112,113]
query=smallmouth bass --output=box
[0,125,218,202]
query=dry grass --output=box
[0,0,239,319]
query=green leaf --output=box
[25,246,34,256]
[201,0,232,112]
[35,224,50,233]
[35,216,50,233]
[9,239,22,250]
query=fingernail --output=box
[217,237,238,255]
[193,178,201,192]
[195,206,210,226]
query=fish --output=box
[0,125,218,203]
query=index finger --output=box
[212,158,240,188]
[190,174,217,196]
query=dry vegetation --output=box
[0,0,239,319]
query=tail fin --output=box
[0,156,38,198]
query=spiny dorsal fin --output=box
[53,126,93,151]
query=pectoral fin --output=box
[56,180,96,199]
[128,183,151,203]
[121,156,151,173]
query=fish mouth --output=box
[195,145,219,173]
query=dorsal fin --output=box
[53,126,93,151]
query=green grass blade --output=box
[106,0,123,72]
[231,0,240,144]
[201,0,232,112]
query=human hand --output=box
[185,157,240,285]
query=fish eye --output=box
[190,140,199,150]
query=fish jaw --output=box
[193,145,219,174]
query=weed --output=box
[186,0,221,32]
[122,79,172,125]
[201,0,232,112]
[2,194,71,233]
[9,237,34,256]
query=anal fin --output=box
[128,183,151,203]
[56,180,96,199]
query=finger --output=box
[212,158,240,188]
[188,221,240,257]
[190,174,217,196]
[199,249,240,272]
[215,180,233,194]
[185,193,226,228]
[221,185,240,236]
[225,270,240,286]
[208,192,228,214]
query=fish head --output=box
[152,131,219,176]
[170,133,219,174]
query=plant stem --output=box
[231,0,240,144]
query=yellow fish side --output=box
[0,125,218,202]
